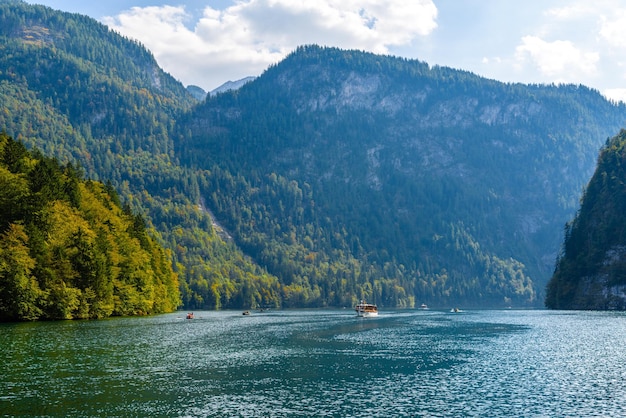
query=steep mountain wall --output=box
[547,130,626,309]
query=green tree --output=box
[0,223,43,320]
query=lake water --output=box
[2,309,626,417]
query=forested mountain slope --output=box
[0,132,180,320]
[546,129,626,309]
[178,45,626,308]
[0,0,282,310]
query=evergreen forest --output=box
[0,132,180,320]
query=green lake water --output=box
[2,309,626,417]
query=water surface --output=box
[2,309,626,417]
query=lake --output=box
[2,309,626,417]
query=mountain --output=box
[0,132,180,321]
[177,45,626,308]
[0,0,282,311]
[209,76,256,97]
[4,2,626,311]
[187,85,207,101]
[546,129,626,309]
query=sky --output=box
[23,0,626,102]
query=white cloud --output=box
[599,10,626,48]
[465,1,625,95]
[103,0,438,90]
[514,35,599,79]
[544,4,595,20]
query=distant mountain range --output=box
[185,77,257,101]
[2,0,626,311]
[209,76,256,97]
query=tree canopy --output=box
[0,132,181,320]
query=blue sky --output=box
[24,1,626,102]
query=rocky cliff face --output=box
[547,130,626,310]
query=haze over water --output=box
[2,309,626,417]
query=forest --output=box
[0,132,180,320]
[3,2,626,314]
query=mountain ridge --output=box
[177,45,626,307]
[209,76,256,97]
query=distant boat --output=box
[450,308,461,313]
[186,313,194,319]
[355,300,378,317]
[242,310,250,315]
[419,303,429,310]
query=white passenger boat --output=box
[355,300,378,317]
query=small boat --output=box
[186,312,194,319]
[419,303,429,310]
[355,300,378,317]
[242,310,250,315]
